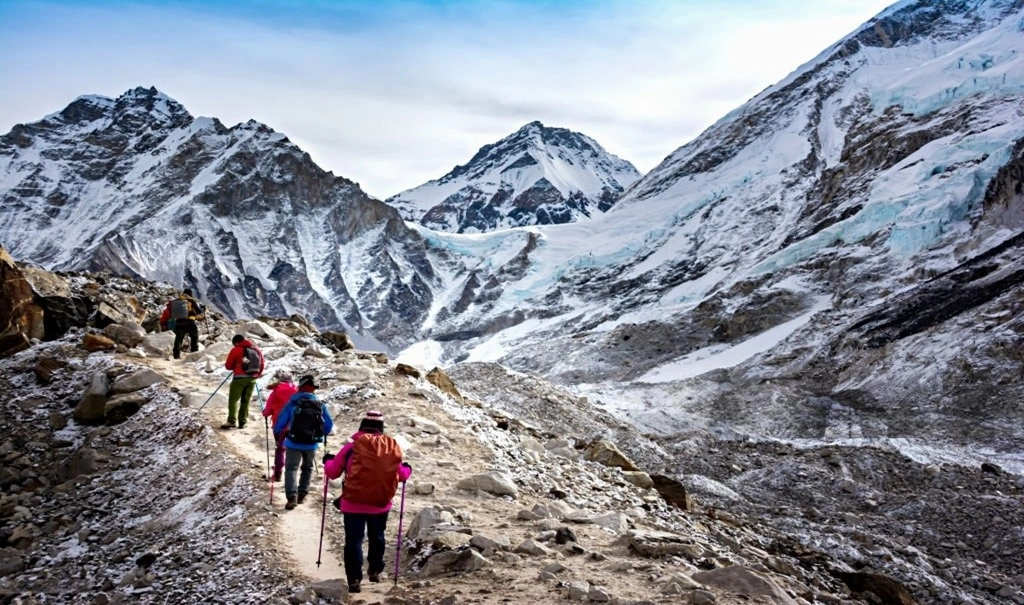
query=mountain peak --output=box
[386,122,641,232]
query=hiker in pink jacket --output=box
[261,369,297,482]
[323,411,411,594]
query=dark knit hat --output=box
[298,375,319,390]
[183,288,194,296]
[358,410,384,433]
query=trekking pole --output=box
[197,372,232,413]
[264,416,273,503]
[316,435,329,568]
[393,480,408,587]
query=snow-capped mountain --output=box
[386,121,640,233]
[0,87,441,346]
[2,0,1023,463]
[404,0,1024,454]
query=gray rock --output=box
[584,440,640,471]
[74,372,109,424]
[690,590,716,605]
[457,471,518,497]
[103,323,146,348]
[416,548,489,577]
[140,332,176,357]
[514,539,553,556]
[621,470,654,489]
[569,581,590,601]
[691,566,797,605]
[588,585,611,602]
[309,579,347,601]
[110,369,165,394]
[0,547,23,576]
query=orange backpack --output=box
[342,433,403,507]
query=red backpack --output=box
[342,433,403,507]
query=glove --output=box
[401,462,412,470]
[323,453,336,464]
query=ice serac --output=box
[386,121,641,233]
[0,86,438,347]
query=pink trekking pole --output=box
[393,480,408,587]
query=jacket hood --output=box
[234,339,255,348]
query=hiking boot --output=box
[237,423,246,430]
[296,493,307,504]
[347,580,361,593]
[285,496,297,510]
[219,422,236,430]
[368,571,381,583]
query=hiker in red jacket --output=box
[323,411,411,593]
[222,334,264,430]
[262,369,296,481]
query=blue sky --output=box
[0,0,896,197]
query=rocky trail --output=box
[2,265,1022,605]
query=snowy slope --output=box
[402,0,1024,454]
[386,121,640,233]
[0,87,439,347]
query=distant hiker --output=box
[323,410,411,593]
[160,288,205,360]
[222,334,265,429]
[274,375,333,510]
[262,368,297,481]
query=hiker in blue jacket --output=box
[274,375,334,510]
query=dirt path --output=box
[146,357,346,581]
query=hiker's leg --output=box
[366,512,389,575]
[284,448,301,498]
[187,323,199,352]
[238,378,255,426]
[172,327,186,359]
[273,432,285,479]
[226,379,243,425]
[343,513,367,584]
[297,449,314,496]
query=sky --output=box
[0,0,896,198]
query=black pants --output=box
[344,512,389,583]
[172,322,199,358]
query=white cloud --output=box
[0,0,895,198]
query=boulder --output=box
[303,343,333,358]
[457,471,518,498]
[691,567,797,605]
[140,332,176,357]
[626,529,705,558]
[103,322,146,348]
[94,298,145,329]
[621,470,654,489]
[34,354,67,385]
[426,367,463,402]
[82,333,116,352]
[110,369,165,394]
[0,247,45,358]
[0,547,23,576]
[396,363,422,378]
[584,440,640,471]
[243,320,293,346]
[309,579,347,602]
[415,548,489,577]
[835,571,917,605]
[321,331,355,351]
[104,392,148,424]
[651,474,694,511]
[74,372,110,424]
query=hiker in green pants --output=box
[222,334,265,429]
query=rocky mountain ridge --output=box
[386,121,640,233]
[1,256,1021,605]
